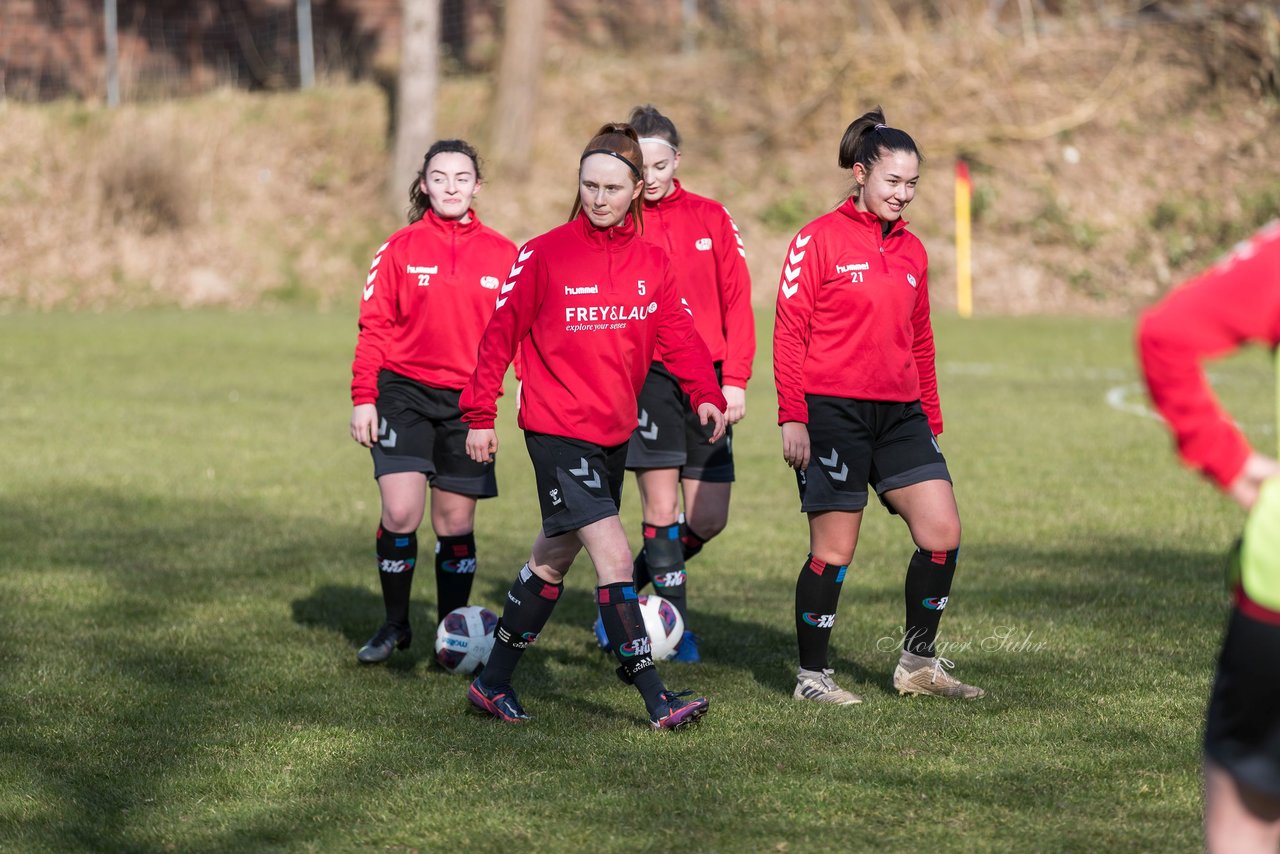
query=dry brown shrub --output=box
[95,120,194,235]
[1,2,1277,314]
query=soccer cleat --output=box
[592,614,611,652]
[793,668,863,705]
[650,690,709,731]
[467,678,530,722]
[670,630,701,663]
[356,622,411,664]
[893,652,985,699]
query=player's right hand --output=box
[350,403,379,448]
[781,421,810,471]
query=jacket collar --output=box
[837,197,908,237]
[573,209,639,249]
[421,207,482,235]
[644,179,686,210]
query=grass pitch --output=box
[0,310,1270,852]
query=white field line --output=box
[941,361,1272,434]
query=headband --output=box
[581,148,642,180]
[638,136,679,153]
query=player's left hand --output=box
[722,385,747,424]
[1228,452,1280,510]
[466,428,499,464]
[698,402,727,444]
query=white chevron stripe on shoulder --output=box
[794,233,812,248]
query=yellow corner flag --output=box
[955,159,972,318]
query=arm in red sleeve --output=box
[1137,223,1280,489]
[714,205,756,388]
[351,238,400,406]
[460,243,540,429]
[910,268,943,435]
[773,228,819,424]
[656,265,728,414]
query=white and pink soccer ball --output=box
[638,594,684,661]
[434,605,497,675]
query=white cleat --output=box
[893,652,985,699]
[794,667,863,705]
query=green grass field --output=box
[0,310,1271,852]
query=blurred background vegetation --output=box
[1,0,1276,313]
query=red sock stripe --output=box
[538,582,561,601]
[1235,585,1280,626]
[643,524,657,538]
[807,556,828,576]
[930,550,948,565]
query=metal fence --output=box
[0,0,403,102]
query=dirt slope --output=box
[1,8,1275,314]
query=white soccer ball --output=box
[434,605,497,675]
[638,594,685,661]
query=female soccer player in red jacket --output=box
[460,123,726,730]
[1138,220,1280,853]
[349,139,517,665]
[590,105,755,663]
[773,107,983,705]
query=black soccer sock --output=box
[903,547,958,657]
[598,582,667,717]
[478,564,563,688]
[435,532,477,625]
[376,526,417,628]
[632,547,652,592]
[635,521,710,590]
[680,521,709,561]
[645,523,689,625]
[794,554,848,671]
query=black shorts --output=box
[524,432,628,538]
[625,362,733,482]
[1204,608,1280,796]
[369,370,498,498]
[796,395,950,513]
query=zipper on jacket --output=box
[607,228,615,291]
[659,205,673,255]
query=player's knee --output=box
[812,549,854,567]
[533,540,579,578]
[432,509,474,538]
[686,511,727,541]
[529,559,568,585]
[642,501,680,527]
[381,506,424,534]
[913,520,960,554]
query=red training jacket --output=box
[460,211,727,447]
[773,198,941,433]
[641,180,755,387]
[351,208,518,405]
[1137,220,1280,488]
